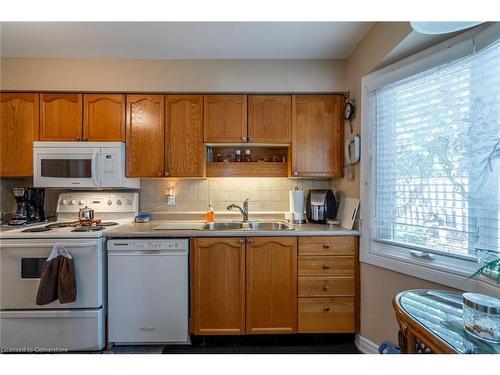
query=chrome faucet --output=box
[226,198,249,222]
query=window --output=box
[361,25,500,291]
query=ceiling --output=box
[0,22,374,60]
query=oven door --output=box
[33,146,101,188]
[0,238,103,309]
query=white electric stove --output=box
[0,191,138,352]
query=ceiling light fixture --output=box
[410,22,484,35]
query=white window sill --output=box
[359,240,500,298]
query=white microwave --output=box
[33,142,140,189]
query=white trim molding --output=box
[355,334,379,354]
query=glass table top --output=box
[399,290,500,354]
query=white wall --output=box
[0,58,347,92]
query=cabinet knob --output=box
[241,136,247,142]
[323,306,331,312]
[164,172,170,177]
[239,238,245,244]
[247,238,253,244]
[248,136,254,142]
[322,243,331,249]
[83,137,88,141]
[322,264,331,270]
[323,284,331,291]
[76,136,81,141]
[293,171,298,176]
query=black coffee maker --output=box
[9,187,45,225]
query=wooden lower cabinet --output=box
[190,235,358,336]
[246,237,297,334]
[191,237,246,335]
[297,236,359,334]
[298,297,355,333]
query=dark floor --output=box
[107,334,360,354]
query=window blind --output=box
[373,38,500,259]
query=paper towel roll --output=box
[289,190,304,215]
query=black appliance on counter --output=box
[306,189,337,224]
[8,187,45,226]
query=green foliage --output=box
[469,250,500,284]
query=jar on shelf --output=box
[215,153,222,162]
[462,292,500,343]
[244,149,251,162]
[235,149,241,162]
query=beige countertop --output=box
[105,220,360,238]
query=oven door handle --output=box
[5,242,98,248]
[91,149,100,187]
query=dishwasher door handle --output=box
[108,250,187,256]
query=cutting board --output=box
[338,198,360,230]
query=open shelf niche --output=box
[206,144,290,177]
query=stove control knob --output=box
[61,199,68,205]
[71,200,77,205]
[107,199,113,206]
[126,199,132,206]
[79,200,86,205]
[116,199,122,206]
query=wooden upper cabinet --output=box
[83,94,125,141]
[292,95,344,177]
[246,237,297,334]
[165,95,204,177]
[191,237,246,335]
[0,93,39,177]
[248,95,291,143]
[40,93,83,141]
[125,95,165,177]
[204,95,247,142]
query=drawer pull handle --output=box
[323,284,331,291]
[322,243,331,249]
[323,306,331,312]
[239,238,244,244]
[322,264,331,270]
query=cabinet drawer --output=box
[298,297,355,333]
[298,277,355,297]
[298,236,355,256]
[298,256,354,276]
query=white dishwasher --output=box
[107,238,189,344]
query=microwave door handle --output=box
[91,149,100,186]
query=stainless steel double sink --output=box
[200,221,293,231]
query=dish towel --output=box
[36,244,77,305]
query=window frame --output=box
[360,23,500,296]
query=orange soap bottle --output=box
[206,202,215,222]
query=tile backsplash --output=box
[140,178,332,213]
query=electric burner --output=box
[8,219,28,226]
[45,222,74,229]
[22,227,53,233]
[71,225,106,232]
[99,222,119,227]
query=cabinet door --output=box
[40,93,82,141]
[204,95,247,142]
[0,93,39,177]
[248,95,291,143]
[246,237,297,334]
[83,94,125,141]
[191,237,246,335]
[125,95,164,177]
[165,95,204,177]
[292,95,344,177]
